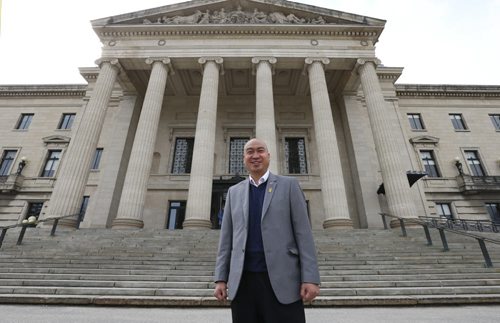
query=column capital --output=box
[251,57,277,75]
[145,57,174,74]
[305,57,330,66]
[198,57,224,74]
[94,58,122,73]
[355,57,382,73]
[303,57,330,75]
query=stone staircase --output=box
[0,227,499,306]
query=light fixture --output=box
[16,156,28,175]
[454,156,463,175]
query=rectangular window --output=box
[490,114,500,131]
[25,202,44,226]
[229,137,249,175]
[464,150,485,176]
[16,113,34,130]
[91,148,103,170]
[0,150,17,176]
[285,138,308,174]
[41,150,61,177]
[449,114,467,130]
[171,138,194,174]
[167,200,186,230]
[407,113,425,130]
[436,203,453,220]
[486,203,500,224]
[58,113,76,130]
[79,196,90,222]
[420,150,440,177]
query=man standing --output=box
[214,138,320,323]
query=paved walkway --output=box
[1,305,500,322]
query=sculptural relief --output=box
[142,7,328,25]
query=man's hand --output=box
[300,283,320,302]
[214,281,228,301]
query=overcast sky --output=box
[0,0,499,85]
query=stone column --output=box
[112,58,171,229]
[252,57,279,173]
[357,58,417,220]
[183,57,223,229]
[44,59,120,227]
[81,94,141,228]
[305,58,352,229]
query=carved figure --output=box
[250,8,269,23]
[199,10,210,24]
[165,10,203,24]
[211,8,229,24]
[230,6,247,24]
[310,15,326,24]
[286,13,305,24]
[268,12,288,24]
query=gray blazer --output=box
[214,173,320,304]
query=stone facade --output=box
[0,0,499,230]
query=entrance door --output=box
[166,201,186,230]
[211,176,245,229]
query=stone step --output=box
[1,284,499,298]
[319,286,500,297]
[0,279,211,289]
[0,227,499,306]
[0,273,213,282]
[1,278,499,290]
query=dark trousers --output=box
[231,271,306,323]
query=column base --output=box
[111,218,144,229]
[389,217,420,229]
[323,218,353,230]
[40,217,78,230]
[183,218,212,230]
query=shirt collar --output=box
[249,170,270,187]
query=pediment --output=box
[409,135,440,145]
[42,135,71,145]
[92,0,385,27]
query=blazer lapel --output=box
[261,173,277,221]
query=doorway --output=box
[166,201,186,230]
[210,176,245,229]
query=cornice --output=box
[95,24,382,41]
[0,85,87,97]
[396,84,500,98]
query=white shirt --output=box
[249,170,270,187]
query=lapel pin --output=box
[268,187,272,193]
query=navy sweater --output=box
[243,181,268,272]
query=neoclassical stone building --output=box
[0,0,499,230]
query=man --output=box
[214,138,320,323]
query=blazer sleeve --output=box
[214,187,233,283]
[289,178,321,285]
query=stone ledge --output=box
[1,294,500,307]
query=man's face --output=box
[244,139,270,178]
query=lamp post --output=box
[16,156,27,175]
[454,156,463,175]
